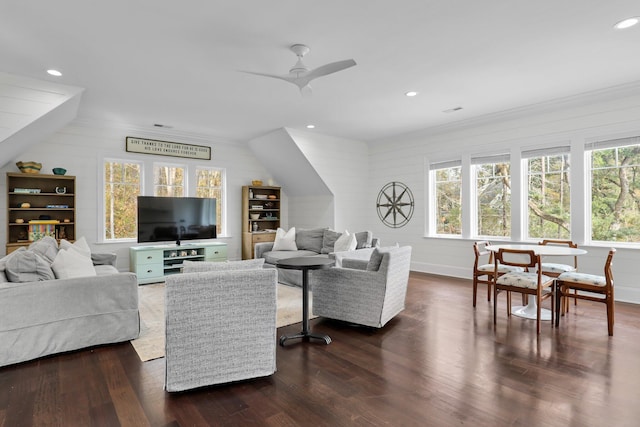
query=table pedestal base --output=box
[276,258,334,346]
[511,296,552,321]
[279,332,332,346]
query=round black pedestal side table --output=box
[276,257,335,346]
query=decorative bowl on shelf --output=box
[52,168,67,175]
[16,161,42,174]
[255,194,268,199]
[252,180,263,186]
[250,213,260,220]
[267,195,277,199]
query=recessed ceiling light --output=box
[405,91,418,97]
[614,17,639,29]
[306,124,315,129]
[47,69,62,77]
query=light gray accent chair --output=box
[310,245,412,328]
[164,260,277,392]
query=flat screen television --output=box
[137,196,217,245]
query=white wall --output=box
[0,120,274,269]
[249,128,370,233]
[368,84,640,304]
[286,129,370,233]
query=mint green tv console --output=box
[129,242,227,284]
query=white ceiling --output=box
[2,1,640,143]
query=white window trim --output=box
[472,153,512,240]
[153,161,187,196]
[99,158,144,243]
[193,166,228,237]
[426,158,462,237]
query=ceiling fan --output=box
[244,44,356,96]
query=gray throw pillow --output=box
[365,244,399,271]
[321,229,342,254]
[354,231,373,249]
[5,250,55,282]
[366,248,385,271]
[29,236,59,264]
[295,227,326,253]
[182,258,265,273]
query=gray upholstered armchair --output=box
[164,260,277,392]
[310,246,412,328]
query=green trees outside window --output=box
[104,161,141,240]
[154,165,184,197]
[591,144,640,242]
[196,168,224,236]
[476,162,511,237]
[434,166,462,234]
[527,154,570,239]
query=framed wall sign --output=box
[126,137,211,160]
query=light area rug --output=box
[130,282,314,362]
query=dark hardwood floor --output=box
[2,272,640,427]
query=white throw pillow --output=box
[333,230,357,252]
[60,236,91,258]
[51,248,97,279]
[272,227,298,251]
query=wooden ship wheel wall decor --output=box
[376,181,414,228]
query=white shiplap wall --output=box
[367,85,640,304]
[0,120,275,270]
[287,129,369,233]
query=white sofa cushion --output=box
[51,247,97,279]
[333,230,357,252]
[272,227,298,251]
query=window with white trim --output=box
[431,160,462,235]
[473,154,511,237]
[588,136,640,242]
[524,147,571,240]
[154,164,185,197]
[195,167,225,236]
[103,159,142,240]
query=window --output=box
[431,161,462,235]
[473,155,511,237]
[196,167,225,235]
[154,164,185,196]
[104,160,142,240]
[524,147,571,239]
[589,137,640,242]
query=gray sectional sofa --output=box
[254,227,379,287]
[0,237,139,367]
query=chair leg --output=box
[506,291,512,317]
[487,280,492,302]
[555,282,562,328]
[536,292,541,335]
[606,298,614,336]
[473,276,478,307]
[493,283,498,326]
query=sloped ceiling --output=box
[0,72,84,168]
[248,128,331,197]
[1,1,640,145]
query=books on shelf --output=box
[13,188,41,194]
[28,223,57,241]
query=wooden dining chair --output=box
[555,248,616,336]
[472,241,524,307]
[493,249,555,334]
[539,239,579,313]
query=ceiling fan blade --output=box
[306,59,357,81]
[241,70,296,84]
[300,84,313,98]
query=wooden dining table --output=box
[485,243,587,321]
